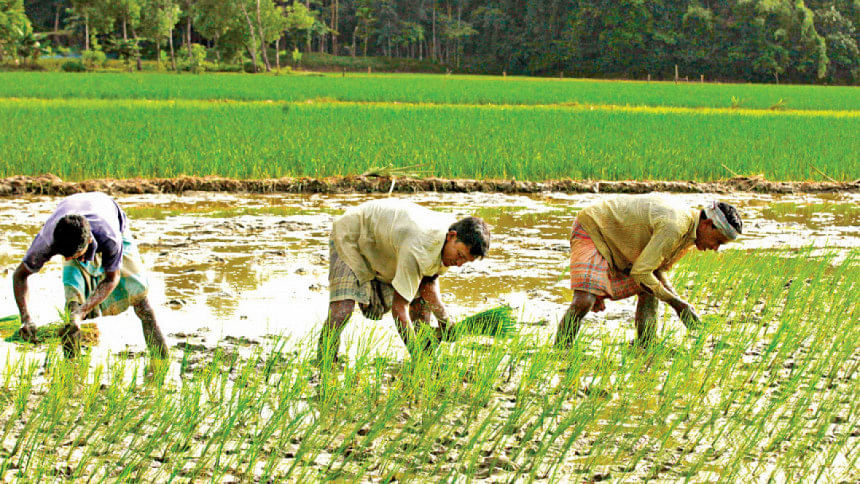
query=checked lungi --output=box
[328,240,395,320]
[569,221,641,301]
[63,233,149,318]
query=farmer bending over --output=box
[556,195,742,348]
[13,192,169,359]
[318,198,491,363]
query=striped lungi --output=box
[569,221,640,301]
[328,240,394,320]
[63,233,149,318]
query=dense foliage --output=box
[16,0,860,83]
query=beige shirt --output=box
[332,199,453,301]
[576,195,699,302]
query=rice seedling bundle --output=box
[453,305,518,338]
[1,70,859,481]
[0,315,100,345]
[0,98,856,182]
[1,72,859,111]
[0,249,854,481]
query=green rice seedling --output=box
[452,305,518,339]
[0,249,856,481]
[0,314,99,346]
[2,72,859,111]
[1,98,856,182]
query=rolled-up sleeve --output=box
[100,237,123,273]
[392,252,421,302]
[630,226,684,302]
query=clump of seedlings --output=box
[0,249,856,481]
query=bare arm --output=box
[654,270,678,298]
[630,231,681,303]
[391,291,417,354]
[71,270,121,323]
[652,269,700,328]
[418,277,450,329]
[12,263,33,326]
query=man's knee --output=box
[570,291,597,315]
[132,296,151,311]
[326,300,355,327]
[409,298,430,320]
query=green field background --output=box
[2,98,856,181]
[3,72,860,111]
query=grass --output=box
[1,98,857,182]
[1,72,860,111]
[0,249,857,481]
[455,305,518,338]
[0,315,99,346]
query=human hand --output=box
[407,328,440,358]
[19,319,39,344]
[672,301,700,330]
[58,321,82,359]
[69,310,83,326]
[437,322,457,342]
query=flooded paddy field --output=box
[0,191,857,481]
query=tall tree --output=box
[0,0,32,60]
[70,0,113,51]
[139,0,180,69]
[284,0,315,51]
[352,0,373,56]
[814,3,860,82]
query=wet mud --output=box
[0,190,856,355]
[0,191,856,482]
[0,174,858,197]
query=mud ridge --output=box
[1,174,857,196]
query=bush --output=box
[81,50,107,69]
[212,63,244,73]
[61,60,86,72]
[243,60,265,73]
[177,43,207,73]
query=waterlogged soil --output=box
[0,191,857,359]
[0,192,860,481]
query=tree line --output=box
[5,0,860,83]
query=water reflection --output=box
[0,191,856,345]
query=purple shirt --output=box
[22,192,128,273]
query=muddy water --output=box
[0,191,857,359]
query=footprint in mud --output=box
[591,471,612,481]
[472,455,518,478]
[222,335,260,346]
[116,348,149,359]
[166,299,186,309]
[174,341,207,352]
[169,329,209,338]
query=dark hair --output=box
[449,216,491,258]
[701,202,743,235]
[53,214,92,258]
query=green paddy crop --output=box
[1,98,856,182]
[0,249,857,481]
[2,72,860,111]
